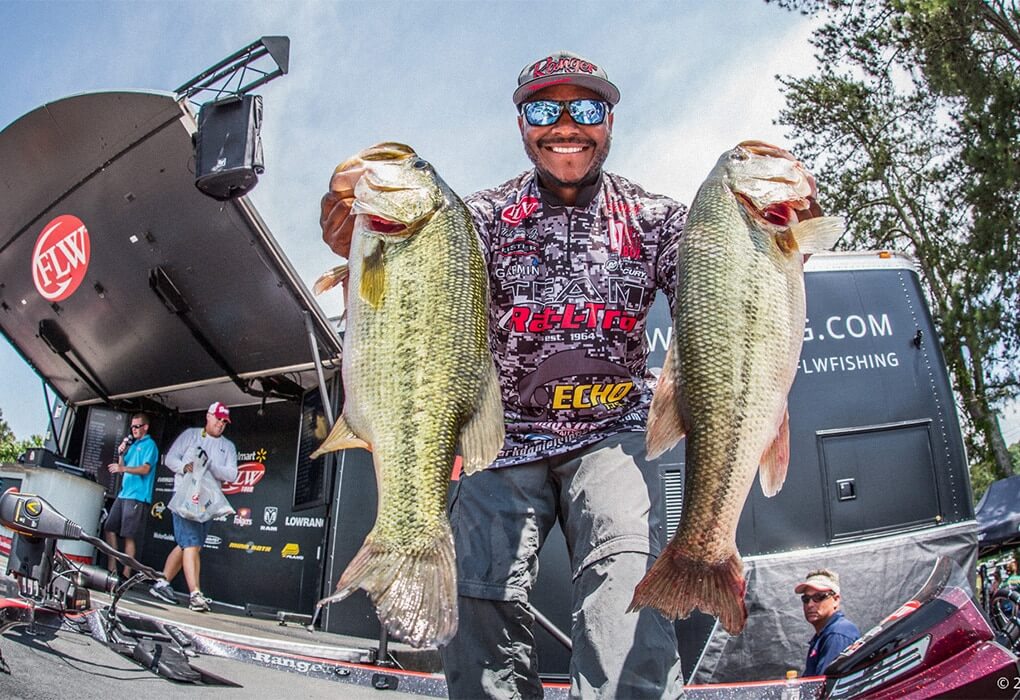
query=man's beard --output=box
[523,134,612,190]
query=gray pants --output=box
[440,433,683,699]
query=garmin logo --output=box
[285,516,325,528]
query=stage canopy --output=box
[0,90,342,416]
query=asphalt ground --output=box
[0,618,434,699]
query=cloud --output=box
[613,18,819,204]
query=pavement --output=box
[0,567,456,700]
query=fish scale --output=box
[632,141,844,635]
[311,143,504,648]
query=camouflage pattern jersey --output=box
[466,170,687,468]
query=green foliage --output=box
[771,0,1020,497]
[0,408,43,464]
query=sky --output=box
[1,0,1017,448]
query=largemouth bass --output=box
[629,141,843,635]
[310,143,504,647]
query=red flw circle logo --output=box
[33,215,91,302]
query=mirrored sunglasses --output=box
[521,99,609,127]
[801,591,835,604]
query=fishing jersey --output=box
[466,170,686,468]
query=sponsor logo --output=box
[223,462,266,495]
[153,531,175,542]
[285,516,325,528]
[237,448,268,462]
[494,261,541,280]
[249,651,346,676]
[607,220,641,259]
[32,215,91,302]
[508,303,639,333]
[150,502,167,520]
[516,349,633,411]
[229,541,272,554]
[604,258,648,279]
[234,507,253,527]
[551,382,634,410]
[500,196,540,227]
[261,506,278,532]
[528,55,598,80]
[204,535,222,549]
[281,543,304,560]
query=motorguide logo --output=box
[33,215,91,302]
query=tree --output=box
[0,408,43,464]
[768,0,1020,487]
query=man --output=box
[796,569,861,676]
[322,51,685,698]
[103,412,158,578]
[149,401,238,612]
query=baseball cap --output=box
[795,570,840,595]
[208,401,231,423]
[513,50,620,107]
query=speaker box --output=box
[194,94,264,200]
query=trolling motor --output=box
[1,488,159,610]
[0,488,234,684]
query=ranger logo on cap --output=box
[513,50,621,107]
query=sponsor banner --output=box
[145,401,328,613]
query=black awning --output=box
[0,91,342,414]
[976,475,1020,554]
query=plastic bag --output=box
[167,461,235,523]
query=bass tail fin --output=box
[628,547,747,636]
[315,523,458,648]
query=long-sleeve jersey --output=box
[164,427,239,490]
[466,169,687,467]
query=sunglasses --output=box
[130,424,146,430]
[801,592,835,604]
[521,99,609,127]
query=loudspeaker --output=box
[194,94,264,200]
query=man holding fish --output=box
[319,49,838,699]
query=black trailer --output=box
[521,250,977,683]
[1,89,976,685]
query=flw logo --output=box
[222,462,266,495]
[501,196,540,228]
[33,215,91,301]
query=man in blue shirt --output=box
[103,412,159,578]
[797,568,861,676]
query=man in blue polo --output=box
[103,412,159,578]
[797,569,862,676]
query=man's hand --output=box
[321,189,355,259]
[320,166,365,259]
[107,462,120,474]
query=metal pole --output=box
[529,603,572,650]
[303,311,335,425]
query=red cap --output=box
[208,401,231,423]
